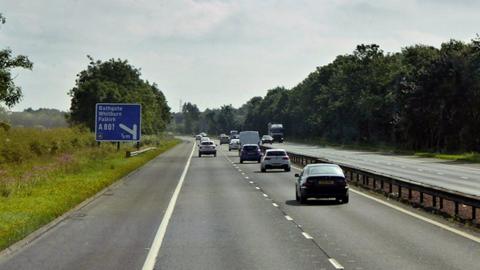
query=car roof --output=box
[265,149,286,152]
[304,164,344,176]
[243,144,258,146]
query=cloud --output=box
[1,0,479,112]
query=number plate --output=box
[319,180,334,185]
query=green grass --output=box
[0,137,180,251]
[414,152,480,163]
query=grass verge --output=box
[0,138,180,251]
[414,152,480,163]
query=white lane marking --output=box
[417,168,424,172]
[302,232,313,239]
[142,142,195,270]
[263,193,268,197]
[328,258,345,269]
[238,169,242,172]
[241,172,245,175]
[461,176,469,179]
[245,176,250,179]
[255,187,260,190]
[437,172,444,175]
[291,165,480,244]
[272,203,279,207]
[401,166,406,169]
[249,181,254,184]
[285,215,293,221]
[350,189,480,244]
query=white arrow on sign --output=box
[119,123,138,140]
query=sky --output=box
[1,0,479,112]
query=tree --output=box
[68,56,170,134]
[0,14,33,107]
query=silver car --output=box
[228,139,240,151]
[260,149,291,172]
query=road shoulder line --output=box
[141,142,195,270]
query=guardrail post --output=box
[432,196,437,208]
[372,178,376,189]
[408,188,412,200]
[473,207,477,222]
[389,183,393,194]
[439,197,444,209]
[420,192,424,205]
[398,186,402,199]
[454,202,459,217]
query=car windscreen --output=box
[266,151,286,156]
[307,165,343,176]
[201,141,214,145]
[243,146,258,151]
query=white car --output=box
[200,137,210,143]
[199,141,217,157]
[228,139,241,151]
[260,149,291,172]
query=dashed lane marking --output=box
[272,203,279,207]
[328,258,345,269]
[302,232,313,239]
[285,215,293,221]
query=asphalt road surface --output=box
[268,141,480,197]
[1,139,479,270]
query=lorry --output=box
[239,131,260,147]
[268,123,284,143]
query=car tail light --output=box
[264,157,271,160]
[282,157,289,160]
[303,179,314,187]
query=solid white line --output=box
[285,215,293,221]
[350,189,480,244]
[302,232,313,239]
[292,165,480,244]
[141,143,195,270]
[328,258,344,269]
[255,187,260,190]
[263,193,268,197]
[272,203,279,207]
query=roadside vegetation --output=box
[0,127,179,251]
[172,37,480,159]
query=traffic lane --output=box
[226,151,480,270]
[155,147,336,270]
[277,143,480,196]
[0,141,194,270]
[280,142,480,178]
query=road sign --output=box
[95,103,141,142]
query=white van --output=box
[239,131,260,147]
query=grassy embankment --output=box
[290,137,480,163]
[0,127,180,251]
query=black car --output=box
[295,164,349,204]
[261,135,274,144]
[240,144,262,163]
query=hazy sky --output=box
[1,0,479,112]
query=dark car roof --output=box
[304,164,344,177]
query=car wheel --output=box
[240,159,243,164]
[261,167,266,172]
[284,167,291,172]
[214,152,217,157]
[198,153,201,157]
[342,195,349,204]
[295,188,300,202]
[257,159,261,163]
[299,193,307,204]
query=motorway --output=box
[0,139,479,269]
[274,141,480,197]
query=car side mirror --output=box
[294,173,300,177]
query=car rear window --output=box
[244,145,258,151]
[307,165,343,175]
[266,151,286,156]
[201,141,214,145]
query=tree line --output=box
[174,38,480,152]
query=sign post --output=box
[95,103,141,143]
